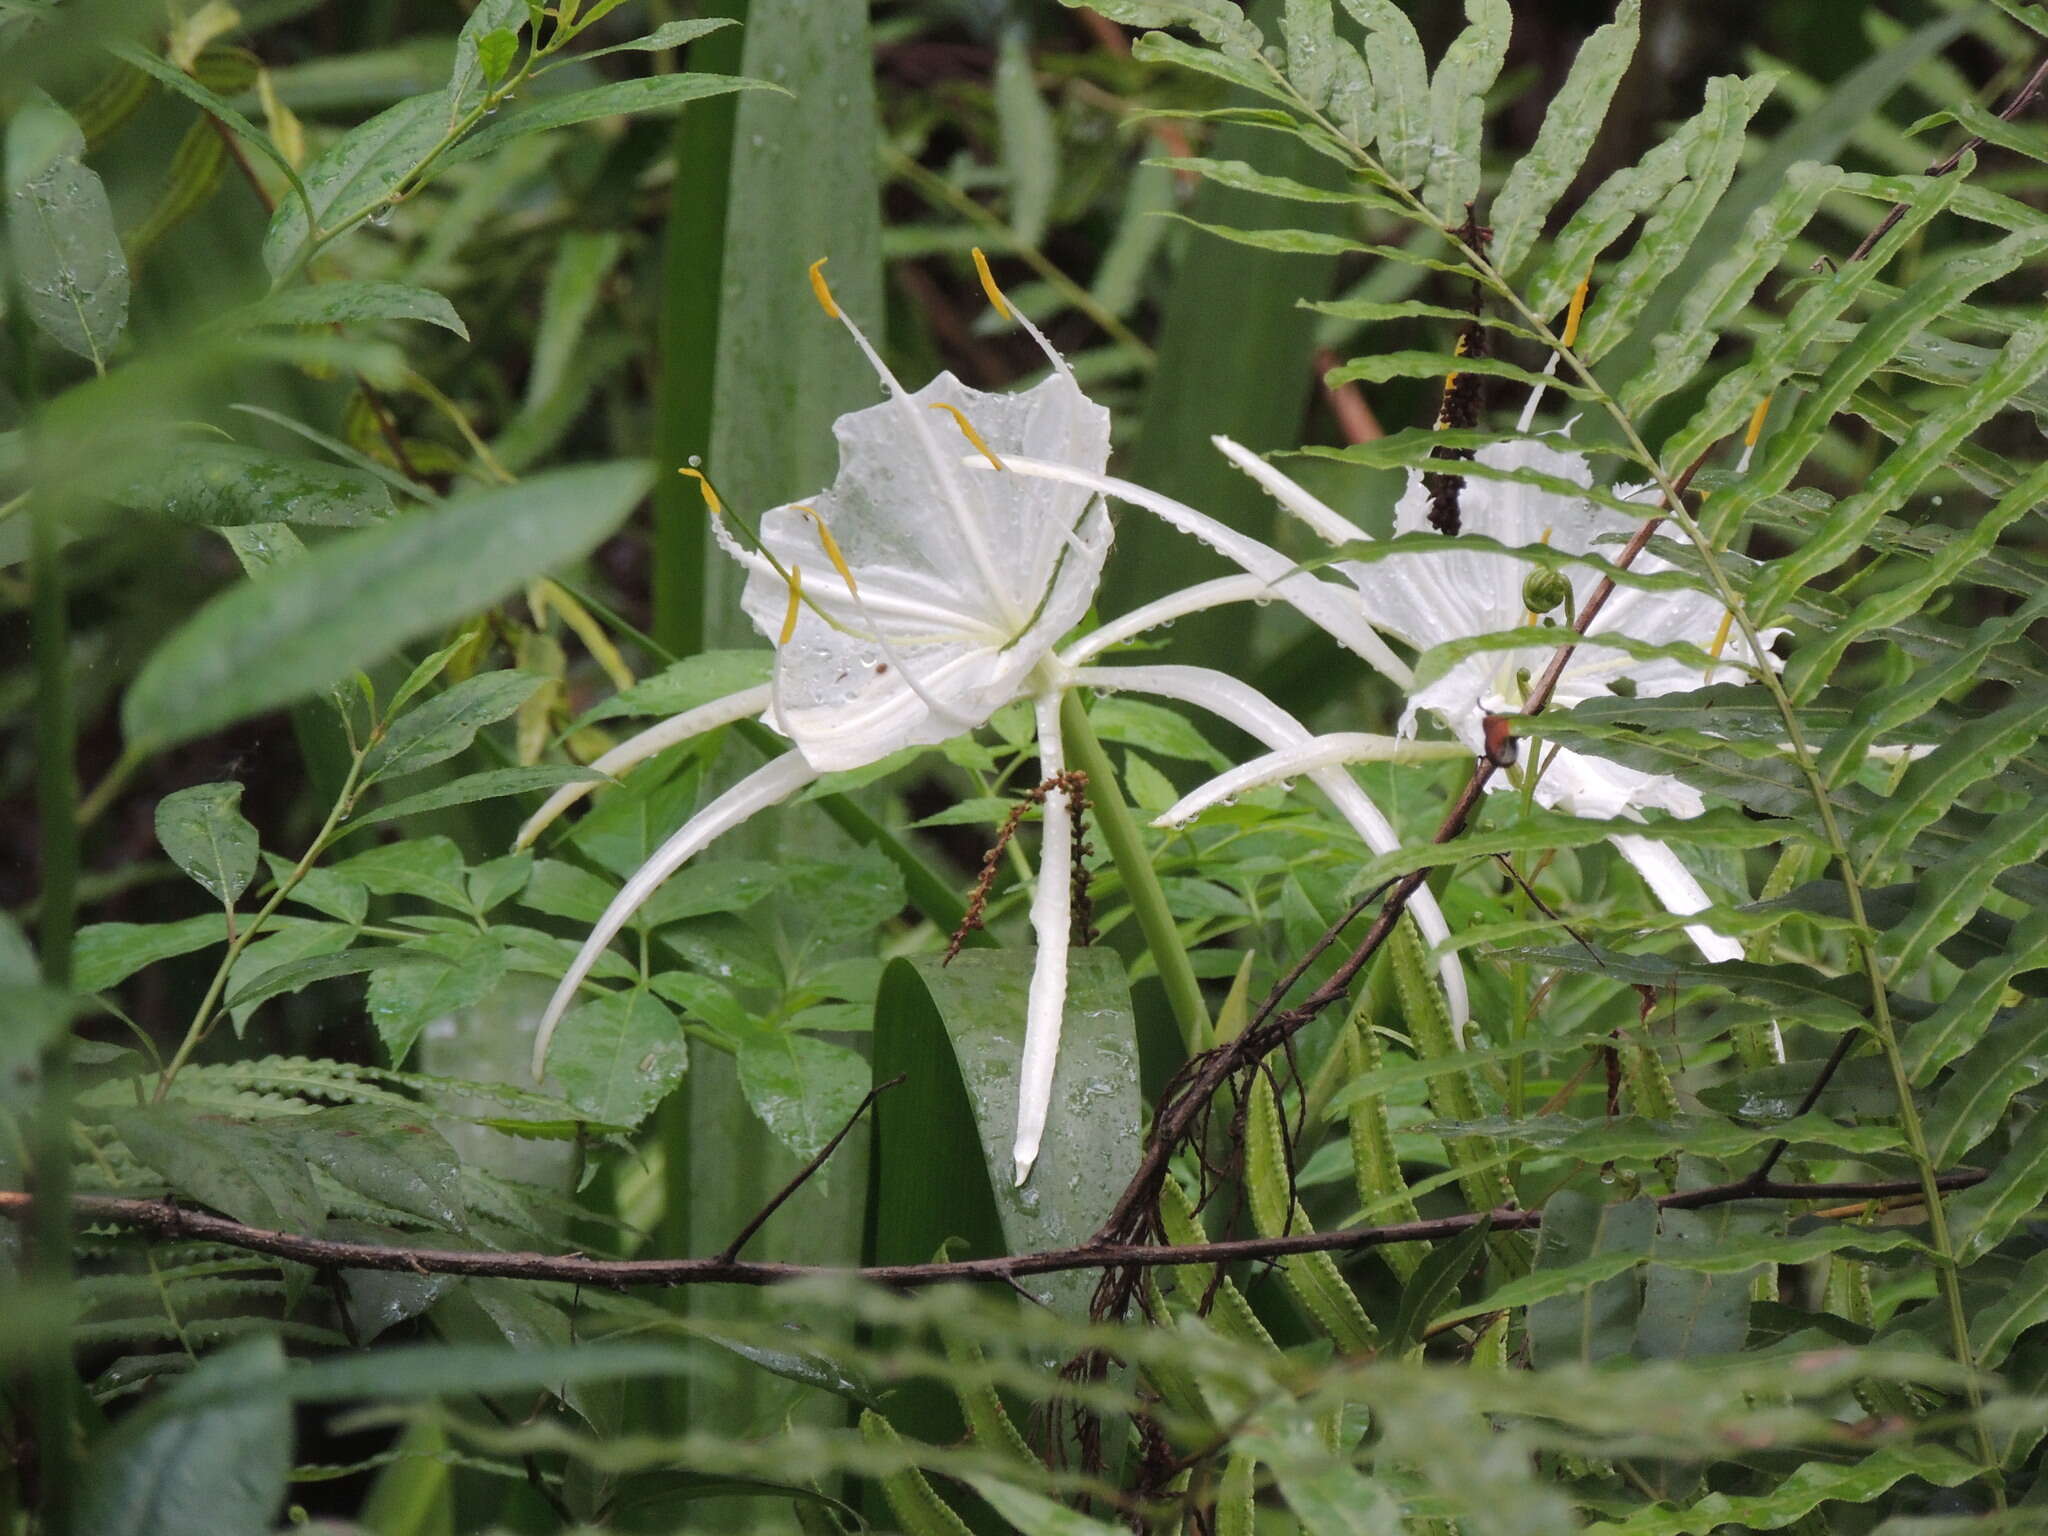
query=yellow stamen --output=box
[1744,395,1772,448]
[929,401,1006,469]
[808,257,837,319]
[794,503,857,595]
[1560,270,1592,349]
[971,247,1011,320]
[1708,609,1735,665]
[678,466,722,517]
[779,565,804,645]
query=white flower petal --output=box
[1211,435,1370,548]
[530,750,818,1079]
[983,455,1416,690]
[1074,663,1470,1037]
[1013,691,1072,1187]
[514,683,773,850]
[1059,574,1277,668]
[1157,733,1469,828]
[1608,831,1747,966]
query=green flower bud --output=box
[1521,567,1571,615]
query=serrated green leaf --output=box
[1925,1004,2048,1167]
[735,1028,864,1164]
[123,463,650,752]
[1971,1246,2048,1369]
[1081,0,1264,53]
[1955,1105,2048,1261]
[353,764,603,829]
[1421,0,1510,221]
[225,945,439,1015]
[74,914,227,993]
[113,1105,325,1234]
[1130,30,1295,106]
[1904,909,2048,1083]
[1490,0,1640,276]
[363,671,544,785]
[1856,688,2048,869]
[1248,1073,1377,1351]
[1574,74,1774,362]
[1883,801,2048,980]
[155,782,259,904]
[298,1103,463,1230]
[367,930,507,1067]
[859,1410,976,1536]
[1337,0,1427,186]
[550,985,687,1130]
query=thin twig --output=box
[0,1172,1979,1291]
[717,1075,905,1263]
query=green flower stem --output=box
[1062,690,1210,1054]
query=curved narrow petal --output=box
[531,750,819,1079]
[978,455,1416,690]
[1211,435,1370,547]
[1073,663,1471,1037]
[1059,574,1276,668]
[1607,832,1746,965]
[1157,733,1469,828]
[514,683,774,850]
[1013,691,1072,1187]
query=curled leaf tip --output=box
[970,247,1011,320]
[929,401,1006,470]
[807,256,838,319]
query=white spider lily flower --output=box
[1180,433,1788,970]
[523,258,1109,1162]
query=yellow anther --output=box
[678,466,722,516]
[808,257,838,319]
[779,565,804,645]
[794,503,858,595]
[971,247,1011,320]
[929,401,1006,470]
[1744,395,1772,449]
[1708,609,1735,664]
[1561,271,1591,349]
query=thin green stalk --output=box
[1062,690,1209,1054]
[21,290,76,1536]
[1271,61,1990,1459]
[155,749,367,1097]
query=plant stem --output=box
[155,751,367,1098]
[1061,691,1209,1054]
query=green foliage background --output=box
[5,0,2048,1531]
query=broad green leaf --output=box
[262,88,450,275]
[571,648,772,725]
[1573,75,1774,363]
[549,985,687,1130]
[113,1105,325,1233]
[438,74,783,170]
[6,92,128,365]
[354,764,604,829]
[1924,1004,2048,1166]
[1421,0,1511,222]
[736,1028,867,1164]
[154,782,259,904]
[102,441,394,528]
[1525,1193,1656,1366]
[297,1103,463,1230]
[1856,688,2048,868]
[1129,30,1297,106]
[874,950,1141,1318]
[219,279,468,339]
[368,930,507,1067]
[74,914,226,993]
[1072,0,1264,52]
[226,945,440,1016]
[1971,1247,2048,1368]
[1904,910,2048,1083]
[362,671,544,784]
[1636,1196,1769,1361]
[123,462,651,751]
[78,1337,290,1536]
[332,836,471,910]
[1390,1214,1491,1352]
[1338,0,1428,186]
[1883,801,2048,979]
[572,18,737,66]
[1489,0,1640,276]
